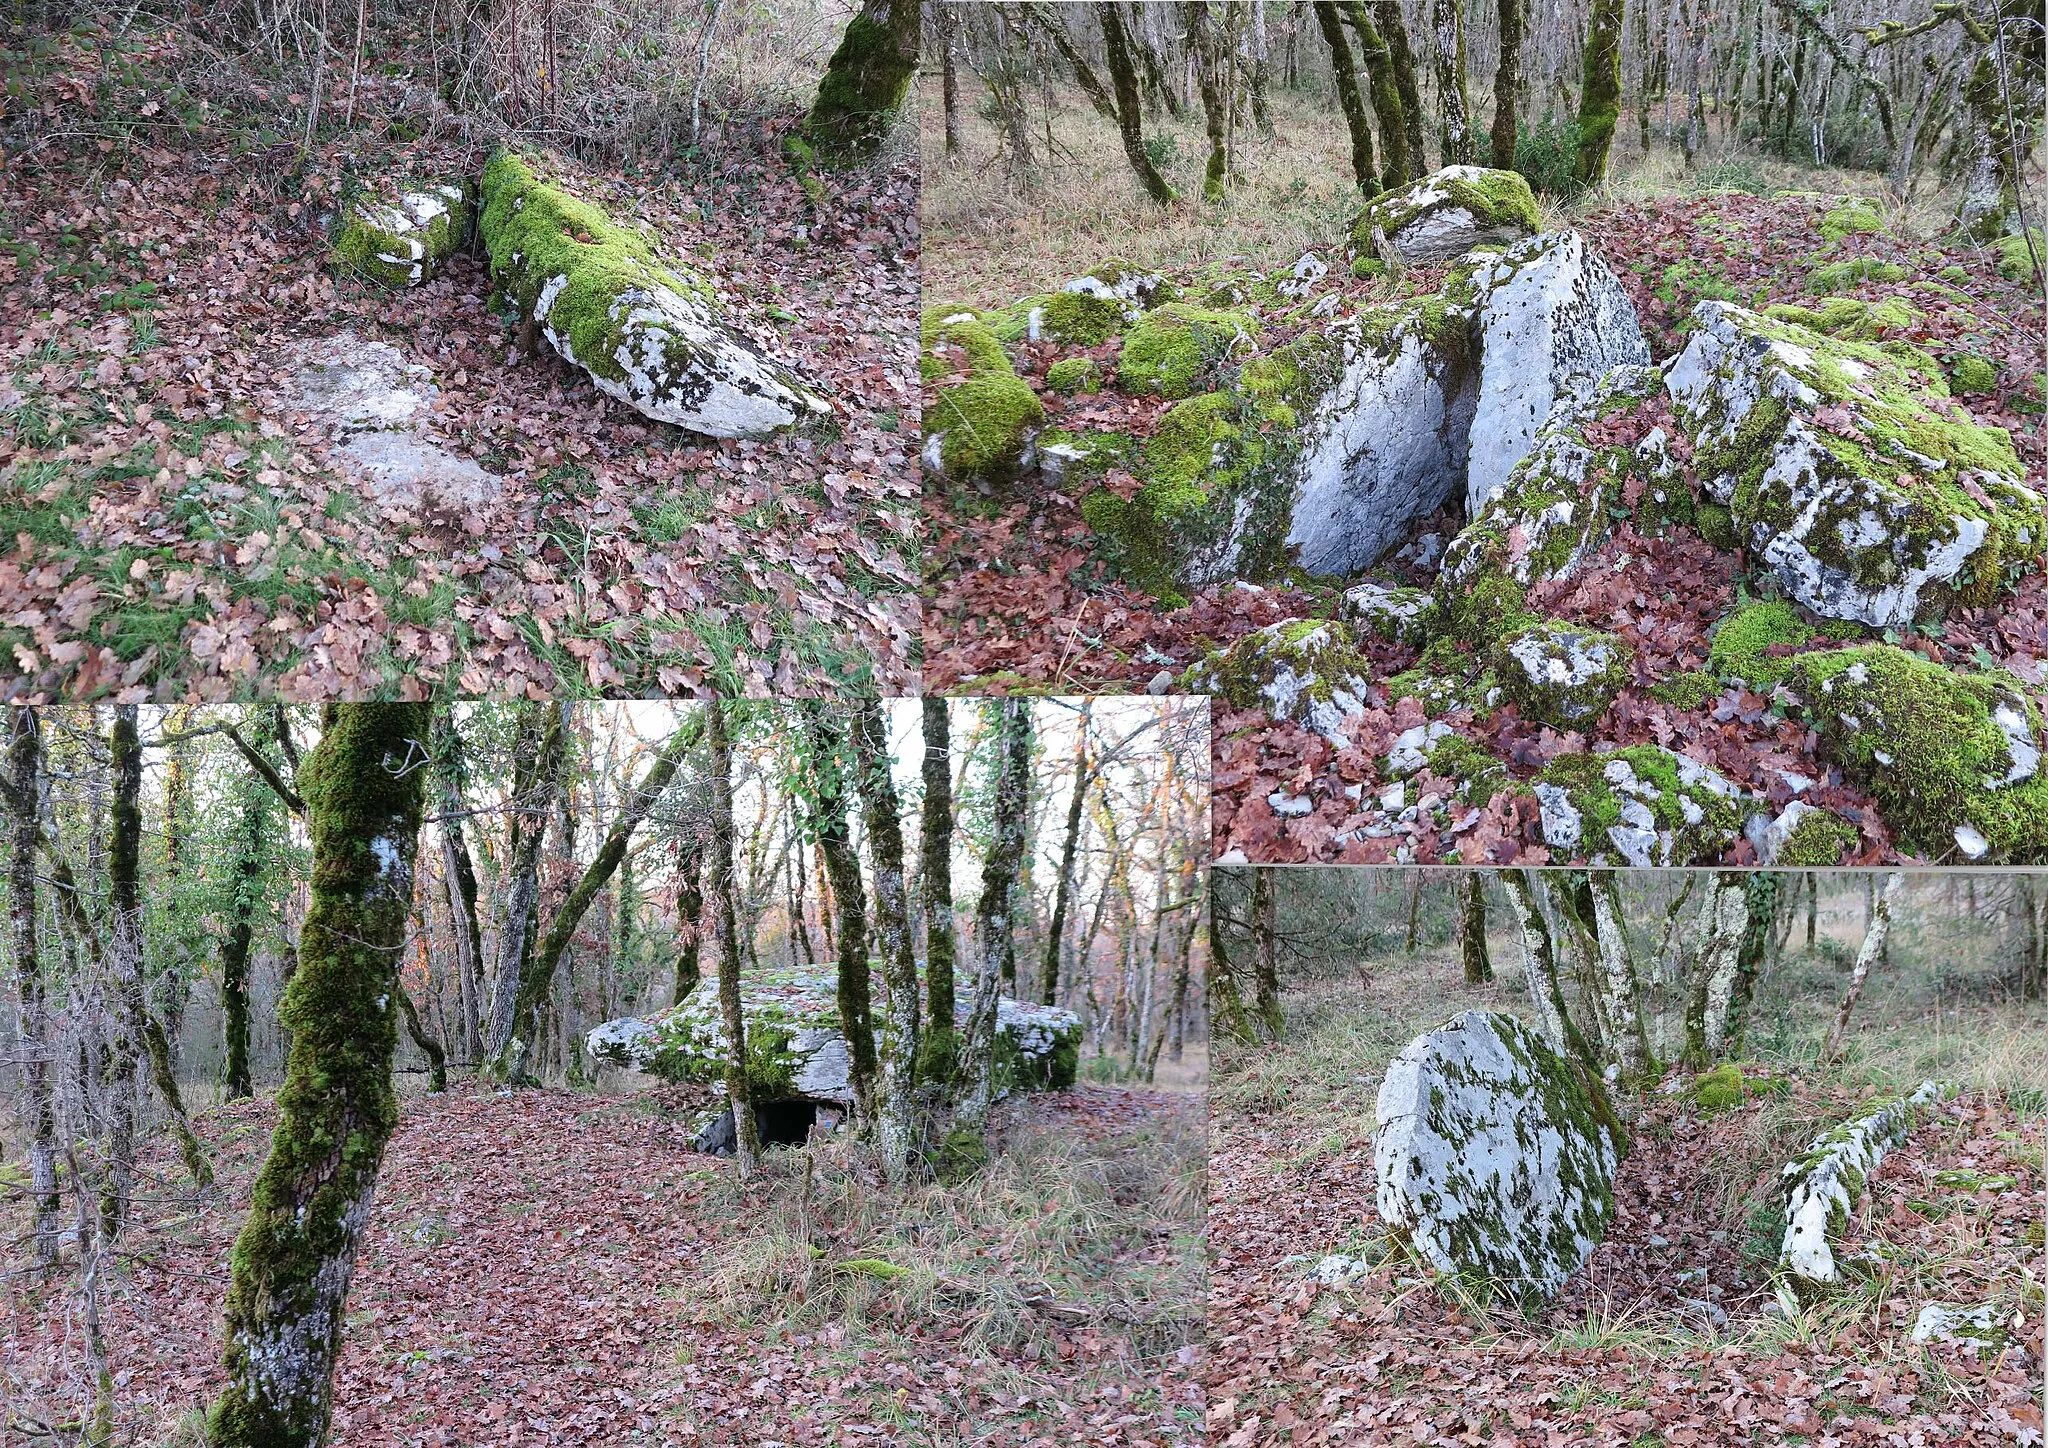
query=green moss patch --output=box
[1708,599,1819,688]
[1045,357,1106,394]
[1116,304,1259,399]
[1818,198,1885,244]
[1810,256,1908,290]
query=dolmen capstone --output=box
[1374,1009,1623,1307]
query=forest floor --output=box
[921,104,2047,867]
[1,1077,1204,1447]
[0,23,920,700]
[1207,943,2046,1446]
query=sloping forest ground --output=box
[1206,930,2046,1446]
[1,1079,1204,1447]
[921,101,2047,865]
[0,21,919,700]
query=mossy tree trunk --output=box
[219,775,270,1100]
[1721,871,1780,1056]
[1490,0,1521,168]
[802,0,919,163]
[946,700,1032,1179]
[1341,1,1411,187]
[1185,1,1232,202]
[1684,871,1749,1067]
[483,701,566,1079]
[1098,1,1179,204]
[707,700,759,1178]
[850,700,920,1186]
[1251,867,1284,1039]
[1040,702,1091,1007]
[1429,0,1475,163]
[1822,872,1904,1062]
[674,837,705,1006]
[8,707,60,1279]
[208,703,432,1448]
[102,705,146,1240]
[1316,1,1379,193]
[1458,872,1493,985]
[799,702,876,1129]
[1374,0,1429,179]
[919,699,958,1079]
[1207,873,1258,1046]
[503,718,700,1082]
[1574,0,1626,185]
[1502,870,1601,1073]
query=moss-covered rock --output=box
[1441,364,1668,592]
[1665,300,2043,626]
[1181,618,1374,740]
[1767,295,1919,341]
[586,963,1081,1105]
[1533,745,1753,865]
[1811,256,1908,290]
[1349,165,1543,266]
[1341,581,1438,646]
[1693,1063,1745,1112]
[920,305,1008,382]
[1044,356,1106,394]
[920,302,1043,483]
[1116,303,1259,398]
[1748,799,1857,866]
[1375,1009,1621,1308]
[1491,620,1632,728]
[1817,197,1885,244]
[480,148,827,438]
[1994,228,2045,282]
[1948,353,2000,394]
[1040,288,1132,346]
[1783,644,2048,861]
[1649,670,1721,710]
[332,182,473,288]
[1707,599,1820,689]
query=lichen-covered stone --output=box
[1382,721,1456,778]
[1666,300,2043,626]
[1116,304,1259,398]
[1490,620,1632,728]
[1463,232,1653,511]
[1349,166,1542,266]
[1909,1302,2009,1350]
[1375,1009,1621,1308]
[332,182,473,288]
[587,963,1081,1104]
[1341,581,1438,646]
[1779,1081,1947,1290]
[1441,364,1669,592]
[1783,645,2048,862]
[1533,745,1753,865]
[480,149,828,438]
[1182,618,1373,741]
[283,331,501,508]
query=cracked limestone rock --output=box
[1533,745,1753,866]
[1182,618,1374,742]
[587,963,1080,1102]
[1375,1010,1621,1307]
[1348,166,1543,267]
[480,148,829,439]
[332,183,473,288]
[1783,644,2047,862]
[1464,233,1654,512]
[1665,300,2042,626]
[1442,365,1671,593]
[1341,581,1438,646]
[1490,620,1632,729]
[1779,1081,1947,1291]
[283,331,500,508]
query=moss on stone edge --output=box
[1040,290,1131,346]
[919,307,1010,382]
[1708,599,1819,689]
[1536,745,1749,865]
[1489,620,1633,729]
[332,183,474,289]
[1342,582,1439,646]
[1948,354,1999,394]
[1116,304,1260,399]
[1423,734,1514,805]
[1995,229,2046,282]
[1774,806,1858,866]
[1347,166,1542,254]
[1810,256,1908,290]
[925,377,1045,484]
[1784,644,2048,861]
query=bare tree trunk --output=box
[1430,0,1475,163]
[1823,872,1904,1062]
[707,700,758,1179]
[1502,870,1598,1071]
[209,704,432,1448]
[1590,872,1651,1085]
[483,702,566,1075]
[674,838,705,1005]
[1041,703,1091,1007]
[1251,868,1283,1037]
[939,0,965,154]
[801,705,875,1127]
[851,701,919,1186]
[1722,872,1781,1056]
[919,699,958,1078]
[1685,872,1749,1067]
[9,708,60,1278]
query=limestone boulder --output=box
[1441,364,1672,593]
[1464,233,1653,512]
[1181,618,1375,742]
[1532,745,1755,866]
[1490,619,1632,729]
[333,182,473,288]
[1781,644,2047,862]
[1342,581,1438,646]
[480,149,829,439]
[587,963,1081,1102]
[1779,1081,1946,1292]
[1348,166,1542,267]
[1665,300,2043,626]
[1375,1009,1621,1307]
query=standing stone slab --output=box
[1375,1010,1621,1306]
